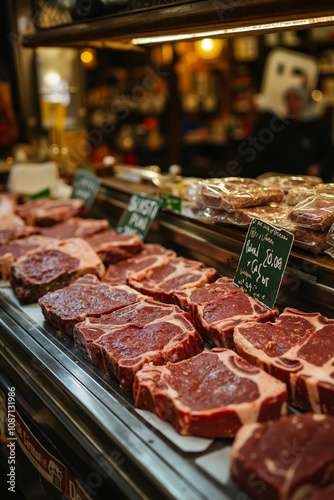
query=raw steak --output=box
[133,348,287,437]
[0,226,41,245]
[127,256,217,303]
[231,413,334,500]
[11,238,105,303]
[234,308,334,414]
[174,277,279,349]
[39,274,142,336]
[16,198,86,226]
[311,486,334,500]
[0,235,56,281]
[73,298,204,390]
[40,217,109,239]
[84,229,143,266]
[102,243,176,285]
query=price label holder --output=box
[116,193,162,240]
[159,191,182,213]
[234,218,294,309]
[71,168,101,210]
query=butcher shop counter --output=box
[94,176,334,319]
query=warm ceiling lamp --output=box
[195,38,224,59]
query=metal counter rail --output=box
[93,178,334,318]
[0,287,240,500]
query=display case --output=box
[1,178,334,499]
[2,1,334,498]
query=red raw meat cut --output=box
[234,307,334,414]
[40,217,109,239]
[127,256,217,303]
[133,348,287,437]
[102,243,176,285]
[16,198,86,226]
[39,274,142,336]
[11,238,105,303]
[84,229,143,266]
[174,277,279,349]
[73,297,204,390]
[231,413,334,500]
[0,235,56,280]
[0,226,41,245]
[311,486,334,500]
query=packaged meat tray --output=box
[39,274,142,336]
[127,256,217,303]
[73,297,204,390]
[10,237,105,303]
[259,174,323,194]
[231,413,334,500]
[133,348,287,438]
[198,178,284,212]
[234,307,334,415]
[286,183,334,206]
[282,223,330,254]
[174,277,279,349]
[102,243,176,285]
[287,193,334,230]
[230,203,290,227]
[40,217,109,239]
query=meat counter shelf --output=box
[93,177,334,318]
[0,283,270,500]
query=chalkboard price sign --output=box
[116,193,162,240]
[234,218,294,309]
[71,169,101,210]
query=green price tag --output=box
[30,188,51,200]
[71,169,101,210]
[159,191,182,212]
[116,193,162,240]
[234,218,294,309]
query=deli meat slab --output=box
[174,277,279,349]
[231,413,334,500]
[11,238,105,303]
[133,348,287,437]
[16,198,86,226]
[127,256,217,303]
[39,274,142,336]
[73,298,204,390]
[234,308,334,414]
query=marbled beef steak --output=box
[231,413,334,500]
[133,348,287,437]
[16,198,86,226]
[0,226,41,245]
[127,256,217,303]
[0,235,57,281]
[234,308,334,414]
[102,243,176,285]
[73,297,204,390]
[174,277,279,349]
[39,274,142,336]
[11,238,105,303]
[40,217,109,239]
[84,229,143,266]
